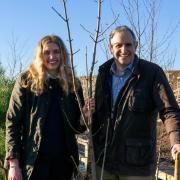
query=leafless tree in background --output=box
[7,33,29,79]
[52,0,97,179]
[110,0,178,70]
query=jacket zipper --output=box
[111,75,139,145]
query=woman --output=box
[5,35,93,180]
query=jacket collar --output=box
[132,55,140,76]
[99,58,114,74]
[99,54,140,76]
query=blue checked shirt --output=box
[110,62,134,106]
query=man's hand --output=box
[171,144,180,160]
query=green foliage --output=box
[0,171,5,180]
[0,62,5,77]
[0,77,14,128]
[0,63,7,179]
[0,128,5,180]
[0,70,15,179]
[0,128,5,161]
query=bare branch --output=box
[80,24,94,36]
[108,0,121,26]
[100,118,110,180]
[100,14,119,36]
[7,33,28,78]
[97,38,105,43]
[90,35,95,42]
[89,0,102,97]
[51,6,66,22]
[87,1,103,179]
[72,49,80,55]
[57,0,88,131]
[119,0,177,69]
[85,46,89,98]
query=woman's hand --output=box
[8,159,22,180]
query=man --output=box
[92,25,180,180]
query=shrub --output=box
[0,128,5,180]
[0,77,14,128]
[0,76,14,179]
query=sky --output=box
[0,0,180,76]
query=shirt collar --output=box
[110,61,133,76]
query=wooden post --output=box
[174,152,180,180]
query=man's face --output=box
[109,31,137,69]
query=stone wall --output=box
[80,70,180,104]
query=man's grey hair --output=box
[109,25,137,45]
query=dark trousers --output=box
[30,153,73,180]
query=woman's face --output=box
[42,42,61,74]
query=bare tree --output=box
[7,33,29,79]
[52,1,94,179]
[52,0,117,179]
[119,0,177,70]
[79,1,118,179]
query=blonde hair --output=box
[24,35,80,95]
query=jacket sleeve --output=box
[75,84,86,133]
[5,75,26,161]
[92,73,102,136]
[153,66,180,147]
